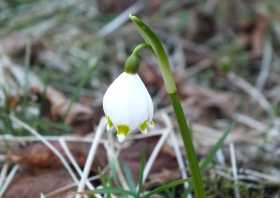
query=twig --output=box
[142,113,172,183]
[40,193,46,198]
[0,163,9,188]
[216,150,225,166]
[0,130,165,143]
[169,132,187,179]
[103,141,129,191]
[241,169,280,184]
[229,143,240,198]
[256,40,272,91]
[228,72,272,113]
[233,113,267,132]
[9,115,79,184]
[58,138,94,190]
[0,134,93,143]
[46,175,102,198]
[0,165,19,197]
[97,1,144,37]
[75,117,106,198]
[0,155,5,162]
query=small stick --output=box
[10,115,79,184]
[216,150,225,166]
[229,143,240,198]
[228,72,272,113]
[0,163,9,188]
[40,193,46,198]
[0,130,165,143]
[75,117,106,198]
[142,113,172,183]
[0,165,19,197]
[256,40,272,91]
[103,141,129,191]
[233,113,267,132]
[97,1,144,37]
[46,175,101,198]
[58,138,94,190]
[0,155,5,161]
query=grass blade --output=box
[200,123,235,171]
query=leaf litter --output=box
[0,0,280,197]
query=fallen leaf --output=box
[31,86,99,135]
[179,85,237,121]
[0,33,69,72]
[7,141,107,172]
[139,62,163,92]
[7,136,179,186]
[186,10,216,42]
[237,14,268,58]
[4,167,74,198]
[0,55,98,134]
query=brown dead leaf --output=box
[139,62,163,91]
[96,0,161,14]
[0,51,94,134]
[96,0,136,13]
[4,167,74,198]
[7,141,107,172]
[147,169,180,188]
[178,85,236,121]
[0,33,69,71]
[7,136,179,186]
[237,14,268,58]
[31,86,101,135]
[186,10,216,42]
[0,33,34,57]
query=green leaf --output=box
[88,187,137,197]
[122,163,136,192]
[142,178,191,197]
[137,153,146,194]
[129,15,176,94]
[200,123,235,171]
[184,123,234,195]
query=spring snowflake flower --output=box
[103,72,153,142]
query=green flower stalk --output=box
[102,15,205,197]
[127,15,206,198]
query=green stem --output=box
[124,43,151,74]
[169,93,205,197]
[129,15,205,198]
[131,43,151,55]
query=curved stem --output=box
[129,15,205,198]
[131,43,152,55]
[125,43,152,73]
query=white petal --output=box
[103,72,153,131]
[117,134,126,142]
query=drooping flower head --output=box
[103,72,153,142]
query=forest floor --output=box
[0,0,280,197]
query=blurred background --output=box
[0,0,280,197]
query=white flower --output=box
[103,72,153,142]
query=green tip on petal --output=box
[105,115,113,129]
[116,124,130,142]
[139,120,149,133]
[116,124,130,136]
